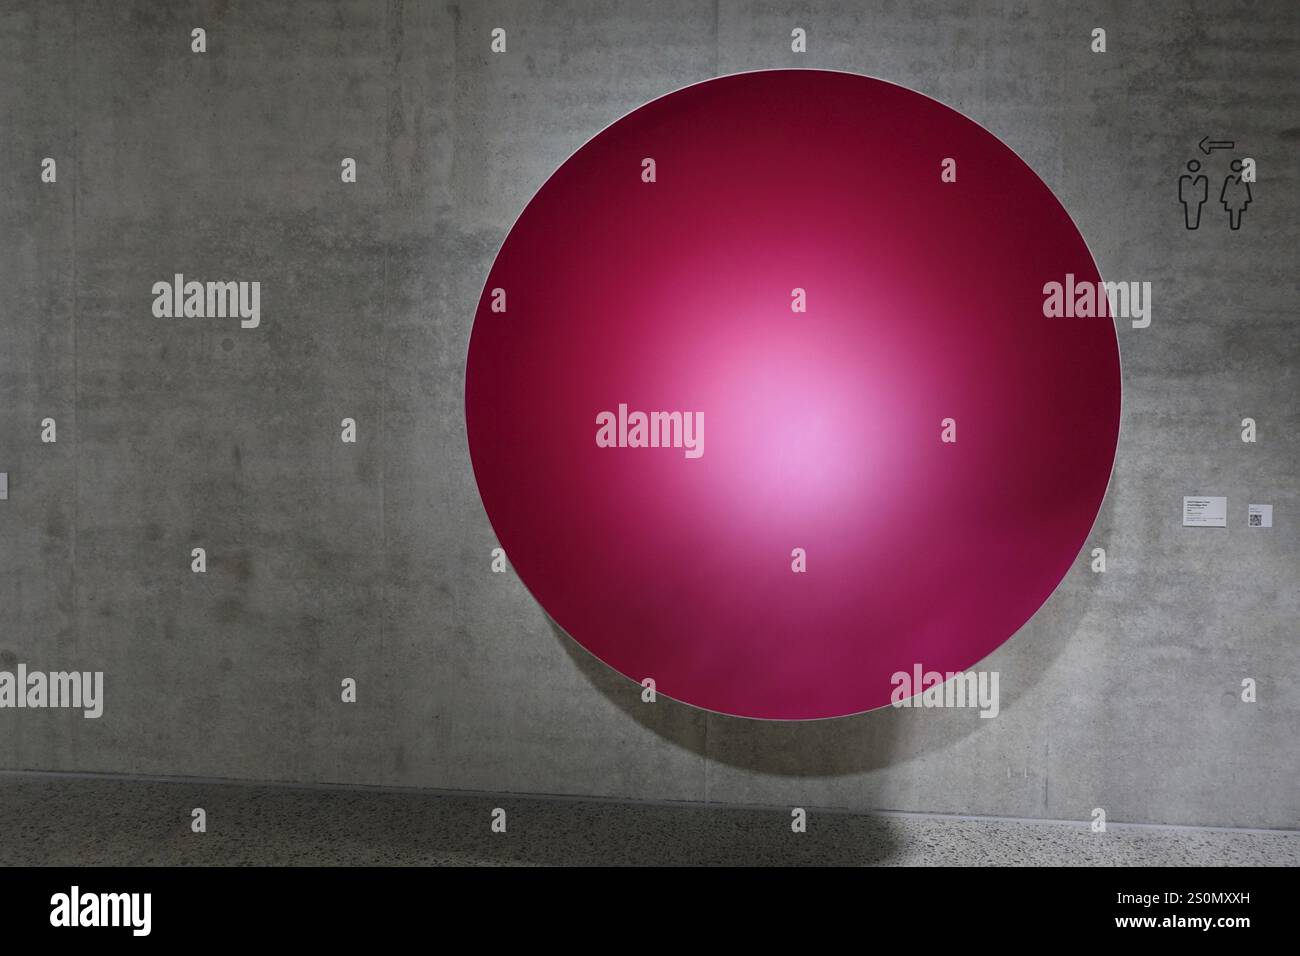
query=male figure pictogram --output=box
[1178,159,1209,230]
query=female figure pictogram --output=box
[1220,159,1253,230]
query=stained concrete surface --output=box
[0,1,1296,832]
[1,772,1295,866]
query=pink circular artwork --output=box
[465,70,1120,720]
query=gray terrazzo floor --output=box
[1,773,1295,866]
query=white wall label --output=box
[0,472,7,500]
[1183,496,1227,527]
[1247,504,1273,528]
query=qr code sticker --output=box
[1249,513,1262,526]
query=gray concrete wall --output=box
[0,0,1295,829]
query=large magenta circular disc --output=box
[465,70,1120,720]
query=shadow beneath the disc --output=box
[546,527,1101,782]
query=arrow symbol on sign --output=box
[1199,136,1235,154]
